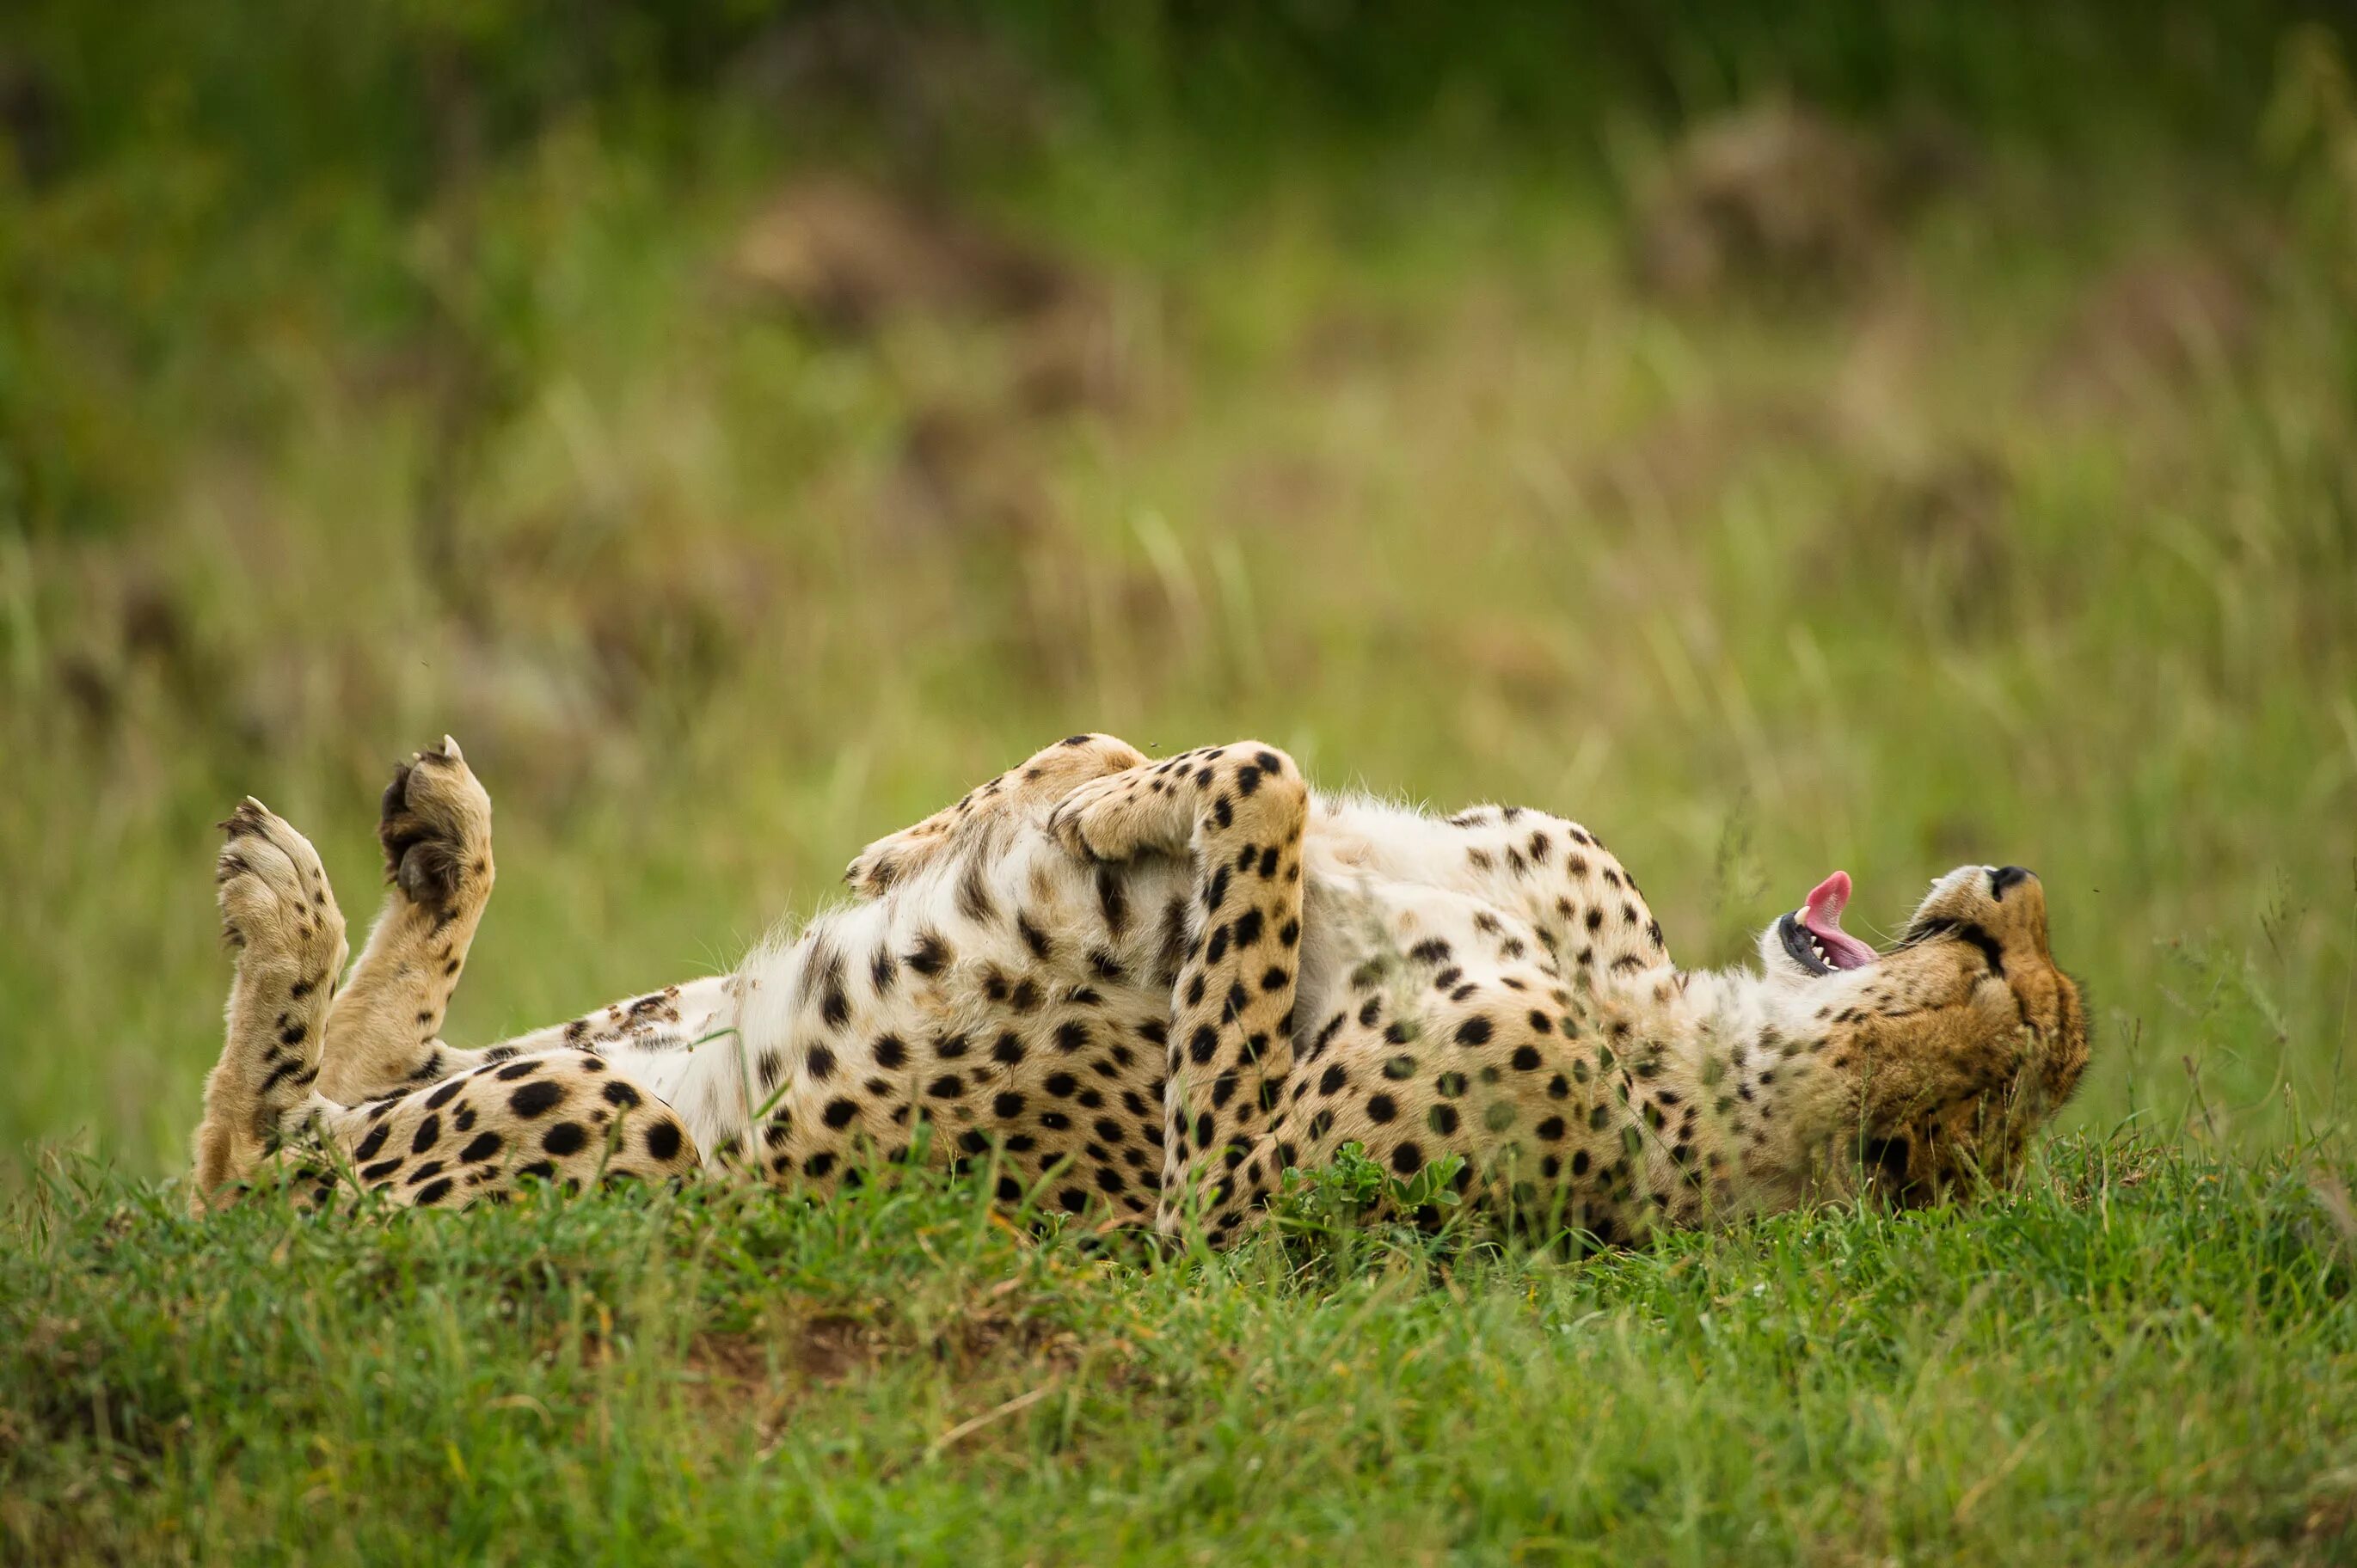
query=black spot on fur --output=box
[958,861,997,924]
[905,932,949,976]
[1017,914,1053,960]
[1096,868,1129,936]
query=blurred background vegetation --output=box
[3,1,2354,1175]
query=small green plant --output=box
[1273,1141,1469,1238]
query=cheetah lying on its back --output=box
[193,734,2088,1244]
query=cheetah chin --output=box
[191,734,2090,1246]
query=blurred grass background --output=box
[3,0,2354,1175]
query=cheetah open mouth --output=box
[1778,871,1880,975]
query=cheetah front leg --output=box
[191,801,350,1210]
[842,732,1150,896]
[314,738,496,1102]
[1051,744,1309,1246]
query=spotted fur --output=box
[191,735,2089,1241]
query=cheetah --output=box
[192,734,2089,1246]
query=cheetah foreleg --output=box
[843,732,1150,897]
[1051,743,1310,1246]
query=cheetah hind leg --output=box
[191,799,351,1212]
[842,732,1149,896]
[1050,743,1310,1247]
[316,737,497,1104]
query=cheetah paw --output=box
[1047,769,1192,863]
[843,820,952,897]
[216,799,346,977]
[379,735,494,913]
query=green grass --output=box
[7,7,2357,1560]
[6,1139,2354,1564]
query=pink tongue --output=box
[1802,871,1878,969]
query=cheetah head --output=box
[1757,864,2090,1204]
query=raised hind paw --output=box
[195,799,349,1209]
[378,735,494,913]
[314,736,496,1106]
[217,798,347,988]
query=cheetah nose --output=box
[1989,866,2035,900]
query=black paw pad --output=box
[378,762,464,908]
